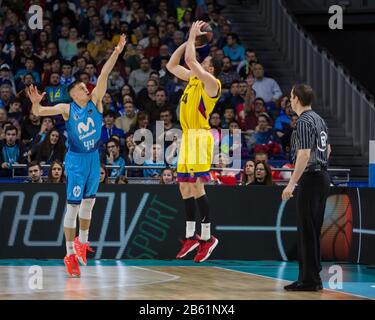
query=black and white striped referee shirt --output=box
[291,109,329,168]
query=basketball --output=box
[195,22,214,47]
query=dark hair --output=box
[47,160,65,183]
[292,84,314,107]
[227,33,240,43]
[100,163,109,184]
[106,138,120,148]
[28,161,42,170]
[5,125,18,135]
[115,175,128,184]
[61,61,72,67]
[37,128,66,163]
[241,160,255,186]
[104,110,116,118]
[254,161,273,186]
[159,107,172,116]
[67,80,82,93]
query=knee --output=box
[64,204,80,228]
[191,183,205,199]
[179,183,192,199]
[79,198,96,220]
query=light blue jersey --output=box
[65,100,103,204]
[66,100,102,153]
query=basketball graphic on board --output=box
[321,194,353,261]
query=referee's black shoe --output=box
[284,281,323,292]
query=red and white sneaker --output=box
[194,236,219,263]
[64,254,81,277]
[176,234,201,259]
[74,237,95,266]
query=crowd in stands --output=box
[0,0,297,185]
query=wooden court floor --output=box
[0,260,372,300]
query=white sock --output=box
[201,223,211,241]
[186,221,196,239]
[66,241,74,255]
[79,229,89,244]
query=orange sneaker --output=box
[74,237,95,266]
[64,254,81,277]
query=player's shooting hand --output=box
[27,84,46,104]
[189,21,208,38]
[282,183,296,201]
[115,34,127,54]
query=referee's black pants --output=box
[296,170,330,284]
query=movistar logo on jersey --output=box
[77,117,97,140]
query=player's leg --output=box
[190,179,219,263]
[176,180,201,259]
[64,152,85,276]
[74,151,99,265]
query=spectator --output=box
[217,23,232,49]
[128,57,154,94]
[143,143,164,177]
[237,49,258,79]
[115,101,137,133]
[137,79,158,114]
[60,61,76,86]
[241,160,255,186]
[32,116,55,145]
[0,64,16,94]
[151,44,170,71]
[46,160,65,183]
[87,29,113,63]
[0,108,21,139]
[223,33,245,65]
[7,98,23,124]
[176,0,193,23]
[160,167,175,184]
[14,58,41,85]
[275,102,293,141]
[107,68,125,96]
[101,111,125,145]
[254,113,275,145]
[100,163,110,184]
[281,113,299,157]
[73,56,87,78]
[218,57,240,90]
[103,138,126,178]
[30,128,66,164]
[84,62,97,85]
[210,154,238,185]
[21,111,41,146]
[45,72,70,104]
[128,110,151,134]
[252,63,282,106]
[27,161,43,183]
[102,93,117,113]
[250,161,274,186]
[0,125,27,177]
[59,27,81,60]
[221,106,235,129]
[0,84,14,109]
[78,72,95,93]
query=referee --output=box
[282,84,331,292]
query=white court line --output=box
[214,266,373,300]
[131,266,180,282]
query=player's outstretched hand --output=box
[27,84,46,104]
[115,34,127,54]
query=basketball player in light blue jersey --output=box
[28,34,127,277]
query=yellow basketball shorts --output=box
[177,129,214,183]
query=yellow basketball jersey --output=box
[179,76,222,131]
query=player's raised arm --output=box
[166,42,191,81]
[28,84,69,120]
[91,34,127,112]
[185,21,219,98]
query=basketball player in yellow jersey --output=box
[167,21,222,263]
